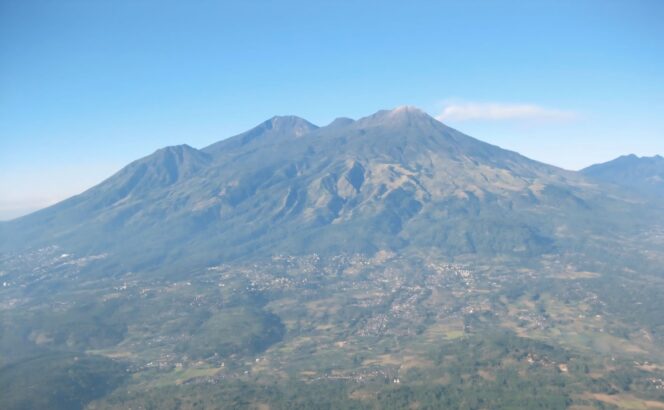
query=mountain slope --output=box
[582,154,664,198]
[0,107,652,274]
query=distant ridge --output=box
[582,154,664,198]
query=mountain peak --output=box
[266,115,318,136]
[356,105,437,128]
[326,117,355,128]
[389,105,427,116]
[383,105,431,121]
[618,154,639,161]
[149,144,211,171]
[603,153,664,165]
[154,144,199,155]
[203,115,318,155]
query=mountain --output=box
[2,107,664,409]
[582,154,664,198]
[0,107,651,273]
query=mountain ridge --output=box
[0,107,656,274]
[581,153,664,198]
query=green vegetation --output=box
[1,248,663,409]
[0,353,126,410]
[177,307,285,359]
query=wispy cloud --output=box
[436,101,577,122]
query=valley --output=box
[2,241,663,409]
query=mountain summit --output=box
[0,107,645,273]
[204,115,318,155]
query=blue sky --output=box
[1,0,663,219]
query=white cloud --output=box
[436,101,577,122]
